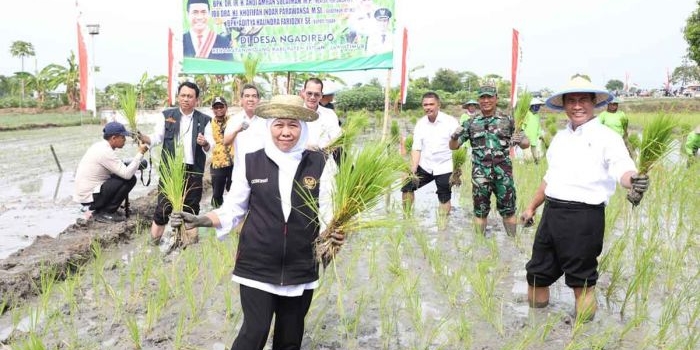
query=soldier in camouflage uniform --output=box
[449,85,529,236]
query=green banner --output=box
[181,0,396,74]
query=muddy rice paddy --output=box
[0,120,698,349]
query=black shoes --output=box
[93,211,126,223]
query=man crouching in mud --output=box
[519,75,649,322]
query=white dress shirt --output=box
[224,111,268,168]
[412,111,460,175]
[149,110,214,165]
[544,118,636,205]
[306,105,341,149]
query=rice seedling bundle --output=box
[449,147,468,187]
[324,112,369,153]
[314,140,409,266]
[513,91,533,131]
[158,142,188,245]
[119,86,138,141]
[626,113,676,205]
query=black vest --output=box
[234,149,327,286]
[161,108,211,174]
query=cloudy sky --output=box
[0,0,696,92]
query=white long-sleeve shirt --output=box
[306,105,341,149]
[412,111,460,175]
[73,140,144,204]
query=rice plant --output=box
[158,141,188,248]
[626,113,676,205]
[449,147,468,187]
[310,140,409,266]
[119,85,138,139]
[513,90,533,131]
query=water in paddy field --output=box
[0,122,160,259]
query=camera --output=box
[123,158,148,171]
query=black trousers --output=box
[231,284,314,350]
[153,171,203,225]
[89,175,137,213]
[210,165,233,208]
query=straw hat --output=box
[255,95,319,122]
[545,75,612,111]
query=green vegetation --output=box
[0,112,99,130]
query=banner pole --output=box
[381,69,392,142]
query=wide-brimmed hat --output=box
[462,99,478,107]
[255,95,319,122]
[609,97,622,104]
[545,75,612,110]
[103,122,131,137]
[530,98,545,106]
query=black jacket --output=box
[234,149,327,285]
[160,108,211,174]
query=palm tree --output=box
[9,41,36,107]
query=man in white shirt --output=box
[74,122,148,223]
[224,83,267,168]
[138,81,215,244]
[301,78,342,150]
[401,91,459,218]
[520,75,649,322]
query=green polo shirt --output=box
[598,111,628,137]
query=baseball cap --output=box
[103,122,130,137]
[212,96,227,107]
[478,85,497,97]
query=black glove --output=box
[630,174,649,193]
[450,126,464,141]
[626,190,644,207]
[510,131,524,146]
[170,212,212,229]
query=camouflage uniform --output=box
[458,112,517,218]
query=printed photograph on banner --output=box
[181,0,395,74]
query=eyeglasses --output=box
[305,91,322,98]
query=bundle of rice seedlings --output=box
[324,112,369,154]
[311,140,409,266]
[626,114,676,206]
[449,147,468,187]
[513,91,533,131]
[158,142,188,248]
[404,134,413,155]
[119,86,138,142]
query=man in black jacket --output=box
[138,81,214,245]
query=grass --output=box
[0,109,698,349]
[0,112,100,130]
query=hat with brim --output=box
[463,99,478,106]
[477,85,497,97]
[103,122,131,137]
[530,98,544,106]
[545,76,612,111]
[255,95,319,122]
[609,97,622,104]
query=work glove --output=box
[450,126,464,141]
[510,131,524,146]
[170,212,212,230]
[630,174,649,193]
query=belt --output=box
[545,196,605,209]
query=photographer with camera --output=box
[74,122,149,223]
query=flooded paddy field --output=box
[0,122,698,349]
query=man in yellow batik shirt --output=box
[210,96,235,208]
